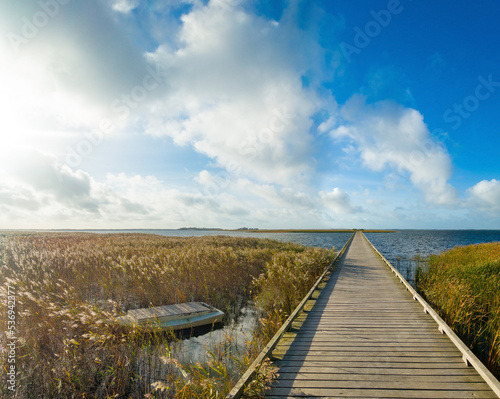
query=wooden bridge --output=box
[228,231,500,399]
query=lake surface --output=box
[56,228,500,364]
[76,228,500,260]
[76,228,353,251]
[67,228,500,286]
[364,230,500,285]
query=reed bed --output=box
[417,242,500,378]
[0,232,334,398]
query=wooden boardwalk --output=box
[266,232,498,398]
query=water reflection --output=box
[178,306,260,365]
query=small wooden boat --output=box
[116,302,224,330]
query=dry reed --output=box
[417,241,500,378]
[0,232,334,398]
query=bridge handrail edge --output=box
[361,231,500,398]
[225,231,356,399]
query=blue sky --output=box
[0,0,499,229]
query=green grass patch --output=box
[417,242,500,378]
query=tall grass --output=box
[417,242,500,377]
[0,233,334,398]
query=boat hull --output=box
[115,302,224,331]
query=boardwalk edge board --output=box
[225,233,355,399]
[361,231,500,398]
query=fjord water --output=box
[78,228,500,280]
[364,230,500,283]
[80,228,500,260]
[71,229,500,364]
[364,230,500,262]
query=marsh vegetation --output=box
[417,241,500,378]
[0,232,334,398]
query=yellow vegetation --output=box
[0,232,334,398]
[417,242,500,377]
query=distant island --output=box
[177,227,260,231]
[177,227,224,231]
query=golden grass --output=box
[417,242,500,377]
[0,232,334,398]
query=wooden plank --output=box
[267,388,498,398]
[263,232,500,398]
[276,372,485,383]
[280,335,453,347]
[271,379,493,391]
[127,301,209,320]
[274,346,461,355]
[274,345,459,353]
[272,360,477,369]
[275,366,482,376]
[226,233,356,399]
[273,355,465,363]
[281,331,452,338]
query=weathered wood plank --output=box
[272,360,475,369]
[276,372,485,383]
[274,346,459,353]
[273,354,464,363]
[267,388,498,398]
[275,367,482,376]
[264,232,499,399]
[271,379,493,391]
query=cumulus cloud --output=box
[320,188,361,214]
[194,171,361,221]
[2,1,493,229]
[112,0,140,14]
[467,179,500,215]
[0,0,325,202]
[321,95,458,206]
[0,148,150,227]
[0,0,150,134]
[139,1,322,184]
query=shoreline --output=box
[232,229,397,233]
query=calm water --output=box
[364,230,500,285]
[364,230,500,262]
[67,228,500,290]
[75,228,500,260]
[76,229,353,251]
[56,228,500,363]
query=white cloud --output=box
[467,179,500,215]
[112,0,139,14]
[0,0,150,136]
[0,148,151,227]
[320,188,361,214]
[139,1,322,184]
[1,1,495,230]
[322,95,458,206]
